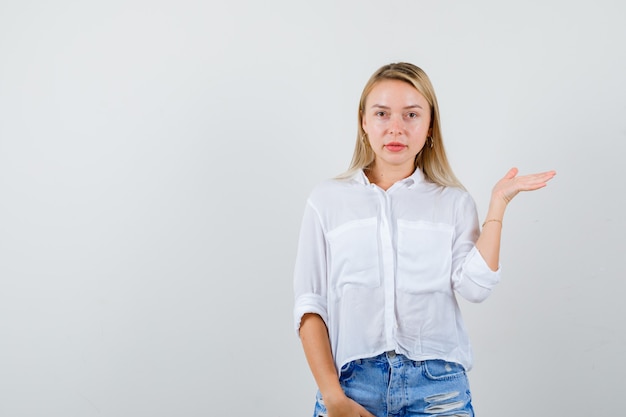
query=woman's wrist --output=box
[482,218,502,228]
[321,385,348,407]
[482,197,506,230]
[487,195,507,215]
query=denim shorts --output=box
[313,352,474,417]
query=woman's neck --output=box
[365,163,414,191]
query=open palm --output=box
[493,167,556,204]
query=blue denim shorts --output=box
[313,352,474,417]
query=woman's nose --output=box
[388,116,403,134]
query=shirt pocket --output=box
[396,219,453,294]
[327,217,380,289]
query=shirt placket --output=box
[374,186,397,347]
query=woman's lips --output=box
[385,142,407,152]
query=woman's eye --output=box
[375,111,386,117]
[407,112,418,118]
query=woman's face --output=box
[362,79,431,174]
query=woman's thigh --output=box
[404,359,474,417]
[312,356,389,417]
[339,357,389,414]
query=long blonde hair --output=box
[338,62,464,189]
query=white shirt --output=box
[293,169,501,372]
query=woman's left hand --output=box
[492,167,556,205]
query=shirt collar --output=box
[354,168,426,188]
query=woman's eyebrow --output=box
[370,104,424,110]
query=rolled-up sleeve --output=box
[451,194,501,303]
[293,200,329,335]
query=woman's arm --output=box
[294,201,371,416]
[475,167,556,270]
[299,313,375,417]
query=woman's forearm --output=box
[299,313,346,405]
[475,197,507,271]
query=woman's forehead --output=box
[365,79,428,108]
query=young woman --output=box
[293,62,556,417]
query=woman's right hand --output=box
[299,314,375,417]
[325,393,376,417]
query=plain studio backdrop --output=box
[1,0,624,415]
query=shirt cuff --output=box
[454,246,502,302]
[293,293,328,336]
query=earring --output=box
[427,136,434,148]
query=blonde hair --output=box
[338,62,464,189]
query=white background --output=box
[1,0,624,415]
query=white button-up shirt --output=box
[293,169,501,372]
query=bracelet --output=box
[482,219,503,228]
